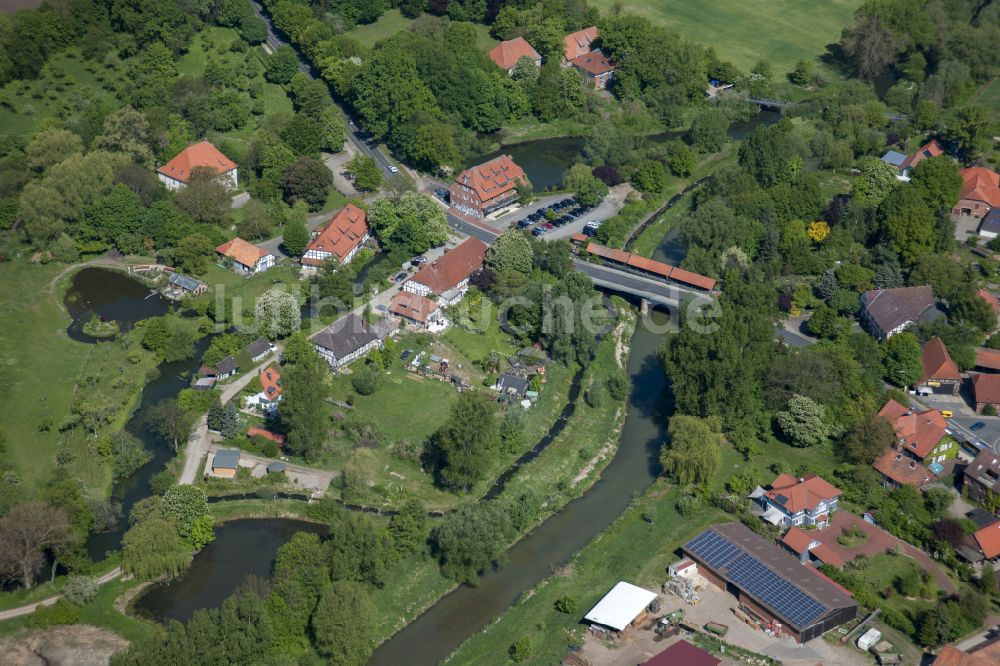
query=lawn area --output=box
[591,0,861,73]
[0,261,159,496]
[445,480,727,664]
[344,10,497,51]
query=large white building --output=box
[157,140,238,191]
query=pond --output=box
[63,267,168,342]
[134,519,327,622]
[474,108,782,193]
[61,268,213,561]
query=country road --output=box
[0,567,123,622]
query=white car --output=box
[388,165,399,174]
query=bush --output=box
[606,372,630,401]
[351,367,379,395]
[554,595,578,614]
[509,638,533,662]
[62,576,100,605]
[29,599,81,627]
[584,382,606,408]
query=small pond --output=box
[134,518,327,623]
[63,267,168,342]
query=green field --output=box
[592,0,861,73]
[344,10,497,51]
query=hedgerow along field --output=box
[592,0,862,74]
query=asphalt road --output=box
[250,0,396,175]
[574,260,712,307]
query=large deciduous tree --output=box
[281,352,329,461]
[882,331,923,386]
[282,156,331,210]
[173,167,230,224]
[431,502,513,584]
[312,582,376,665]
[485,229,533,275]
[775,394,828,447]
[254,288,301,339]
[0,502,72,589]
[433,390,497,492]
[659,415,723,486]
[366,192,448,255]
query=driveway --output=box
[203,445,338,494]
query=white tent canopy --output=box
[747,485,767,500]
[760,505,786,525]
[584,582,657,631]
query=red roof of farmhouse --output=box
[454,155,526,202]
[215,237,268,268]
[409,238,487,294]
[302,204,368,266]
[959,167,1000,208]
[389,291,439,323]
[488,37,540,70]
[158,141,236,183]
[563,26,598,61]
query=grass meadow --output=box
[591,0,862,73]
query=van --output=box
[941,410,953,418]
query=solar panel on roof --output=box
[685,530,741,569]
[725,553,827,628]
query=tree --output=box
[327,510,395,586]
[95,106,154,167]
[883,332,922,386]
[240,15,268,44]
[26,127,83,172]
[0,502,72,589]
[366,192,448,254]
[146,399,195,453]
[346,154,382,192]
[978,562,996,595]
[434,391,497,491]
[632,159,667,193]
[911,156,962,213]
[162,485,212,546]
[789,59,814,85]
[485,229,533,275]
[562,163,608,207]
[776,395,828,447]
[389,499,428,555]
[173,233,215,275]
[237,199,275,241]
[943,105,994,160]
[951,293,996,333]
[431,502,513,584]
[173,167,229,224]
[852,157,898,209]
[665,141,696,177]
[659,415,723,486]
[265,45,299,84]
[843,413,895,463]
[281,352,329,461]
[273,531,329,600]
[312,582,376,665]
[219,401,241,439]
[688,107,729,152]
[282,205,310,257]
[121,516,190,580]
[883,186,935,265]
[283,156,330,210]
[254,288,301,339]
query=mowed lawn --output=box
[591,0,861,73]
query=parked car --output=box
[971,421,986,431]
[374,304,387,313]
[388,165,399,174]
[531,227,545,236]
[392,271,408,283]
[412,255,428,264]
[583,226,598,237]
[517,219,533,229]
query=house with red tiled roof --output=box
[450,155,528,219]
[244,364,282,414]
[403,238,487,306]
[157,140,237,191]
[779,527,847,568]
[954,166,1000,222]
[916,336,961,395]
[873,448,937,489]
[898,139,944,180]
[963,449,1000,507]
[933,638,1000,666]
[973,521,1000,562]
[972,372,1000,413]
[563,26,599,63]
[570,49,614,89]
[388,290,443,328]
[215,237,274,275]
[757,474,841,528]
[877,399,956,464]
[975,347,1000,373]
[302,204,369,268]
[488,37,541,74]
